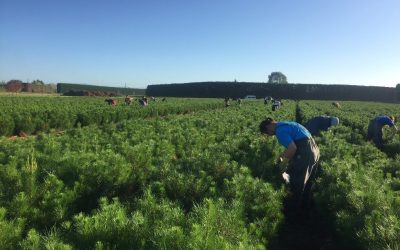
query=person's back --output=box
[275,121,311,146]
[374,115,395,129]
[368,115,397,148]
[272,100,280,111]
[305,116,336,135]
[125,96,132,105]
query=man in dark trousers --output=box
[271,100,281,111]
[259,117,320,220]
[305,115,339,136]
[367,115,398,149]
[224,97,230,107]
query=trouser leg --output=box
[373,128,383,149]
[287,139,319,220]
[302,161,319,210]
[369,120,384,148]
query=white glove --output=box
[282,172,290,184]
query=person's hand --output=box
[276,156,283,164]
[282,172,290,184]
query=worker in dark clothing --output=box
[124,95,132,105]
[139,96,148,106]
[105,99,117,106]
[272,100,281,111]
[224,97,230,107]
[367,115,398,149]
[259,118,320,220]
[305,116,340,136]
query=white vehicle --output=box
[244,95,257,100]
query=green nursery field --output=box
[0,96,399,249]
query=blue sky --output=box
[1,0,399,89]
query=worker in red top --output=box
[105,99,117,107]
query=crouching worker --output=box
[305,115,339,136]
[259,118,320,221]
[105,98,117,107]
[124,95,132,105]
[367,115,398,149]
[272,100,281,111]
[332,102,341,108]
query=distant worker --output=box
[264,97,269,105]
[305,116,340,136]
[259,118,320,220]
[139,96,148,106]
[272,100,281,111]
[224,97,230,107]
[124,95,132,106]
[367,115,398,149]
[332,102,341,108]
[105,98,117,107]
[237,98,242,106]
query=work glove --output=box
[282,172,290,184]
[276,157,291,184]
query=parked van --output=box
[244,95,257,100]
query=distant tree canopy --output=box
[31,79,45,85]
[268,72,288,84]
[4,79,55,93]
[397,83,400,101]
[7,79,23,85]
[5,80,23,92]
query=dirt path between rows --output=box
[268,204,340,250]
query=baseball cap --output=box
[330,117,339,126]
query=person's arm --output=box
[392,125,398,135]
[277,142,297,163]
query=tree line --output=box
[146,82,399,103]
[57,83,146,96]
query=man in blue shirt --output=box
[367,115,398,149]
[259,117,320,219]
[305,116,340,136]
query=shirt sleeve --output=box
[382,117,395,127]
[276,129,293,148]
